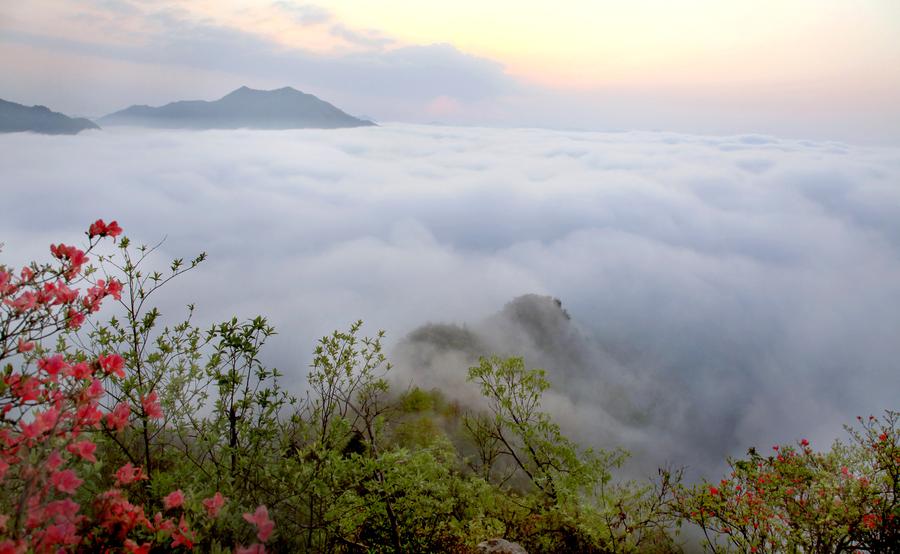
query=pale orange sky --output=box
[1,0,899,142]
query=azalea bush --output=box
[0,221,274,552]
[670,412,899,553]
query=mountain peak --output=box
[99,87,375,130]
[0,98,100,135]
[224,86,302,99]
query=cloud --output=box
[1,125,898,477]
[4,2,900,142]
[329,23,394,49]
[1,3,515,120]
[271,1,332,26]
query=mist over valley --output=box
[3,124,897,479]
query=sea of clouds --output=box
[2,124,899,476]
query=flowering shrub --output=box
[670,412,899,553]
[0,221,274,552]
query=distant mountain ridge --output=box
[99,86,374,130]
[0,98,100,135]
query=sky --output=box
[1,0,899,142]
[2,125,898,475]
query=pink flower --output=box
[47,281,77,305]
[170,516,194,549]
[114,463,146,486]
[106,278,123,300]
[86,378,105,399]
[106,221,123,237]
[152,512,175,534]
[98,353,126,379]
[5,291,36,312]
[67,308,85,330]
[243,505,274,542]
[38,355,69,377]
[163,489,185,510]
[202,492,226,518]
[75,403,103,428]
[51,469,83,495]
[88,219,112,238]
[17,339,34,353]
[69,362,92,380]
[66,440,97,462]
[23,406,60,438]
[106,402,131,432]
[50,244,89,278]
[47,450,65,471]
[141,391,163,420]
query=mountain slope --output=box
[99,86,375,130]
[0,99,100,135]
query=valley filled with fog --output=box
[3,124,899,476]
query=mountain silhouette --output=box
[99,86,375,130]
[0,98,100,135]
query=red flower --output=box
[106,221,123,237]
[75,403,103,428]
[69,362,92,379]
[201,492,226,518]
[38,355,69,377]
[114,463,146,486]
[106,278,123,300]
[141,391,164,420]
[163,489,185,510]
[51,470,83,495]
[98,353,126,379]
[170,516,194,549]
[709,486,719,496]
[152,512,175,534]
[86,378,105,399]
[5,291,37,312]
[67,308,85,330]
[88,219,122,239]
[47,450,65,471]
[106,402,131,432]
[88,220,108,238]
[66,440,97,463]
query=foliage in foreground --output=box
[1,221,897,553]
[670,412,899,553]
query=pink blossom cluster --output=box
[0,220,275,552]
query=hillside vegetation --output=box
[1,221,896,553]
